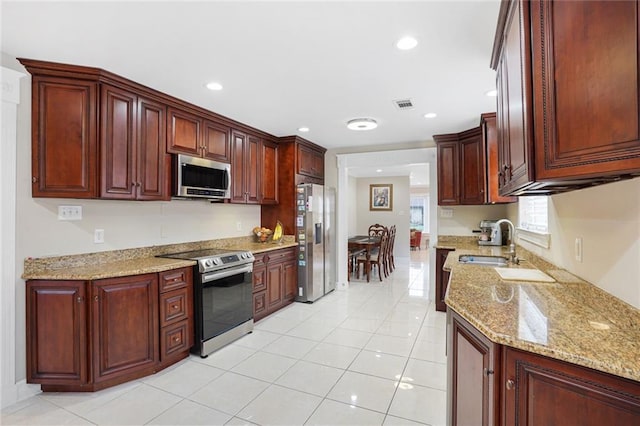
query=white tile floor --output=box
[1,250,447,426]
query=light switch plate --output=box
[58,205,82,220]
[94,229,105,244]
[440,208,453,218]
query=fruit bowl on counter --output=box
[253,227,273,243]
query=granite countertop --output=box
[23,236,298,280]
[440,236,640,382]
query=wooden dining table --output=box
[348,235,381,282]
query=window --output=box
[410,195,429,232]
[518,196,549,234]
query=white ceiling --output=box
[1,0,500,185]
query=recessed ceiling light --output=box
[424,113,437,119]
[347,118,378,131]
[485,89,497,97]
[298,127,310,133]
[396,36,418,50]
[206,82,223,91]
[376,169,382,173]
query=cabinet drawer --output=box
[160,288,190,327]
[159,267,191,293]
[265,247,297,264]
[253,253,267,268]
[160,320,190,360]
[253,267,267,293]
[253,291,267,319]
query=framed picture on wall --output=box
[370,184,393,211]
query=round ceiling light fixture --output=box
[424,112,437,119]
[206,82,223,91]
[298,127,310,133]
[485,89,497,97]
[396,36,418,50]
[346,118,378,131]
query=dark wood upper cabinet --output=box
[260,136,326,236]
[100,85,168,201]
[481,113,517,204]
[230,130,261,204]
[459,128,486,205]
[435,136,460,205]
[167,107,231,163]
[167,107,201,157]
[260,139,278,205]
[491,0,640,196]
[245,135,261,204]
[31,76,98,198]
[203,120,231,163]
[434,119,513,206]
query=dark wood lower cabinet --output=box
[503,347,640,425]
[252,247,297,321]
[435,248,454,312]
[448,309,640,425]
[448,310,499,426]
[26,267,193,392]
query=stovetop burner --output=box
[158,248,254,273]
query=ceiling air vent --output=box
[394,99,414,110]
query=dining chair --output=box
[356,230,389,282]
[387,225,396,272]
[368,223,387,237]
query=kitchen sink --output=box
[458,254,509,266]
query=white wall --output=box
[437,204,509,236]
[354,176,411,257]
[347,176,357,236]
[507,178,640,308]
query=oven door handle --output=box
[201,264,253,283]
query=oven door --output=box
[199,263,253,342]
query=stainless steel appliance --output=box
[173,154,231,200]
[158,248,254,357]
[478,220,506,246]
[295,183,336,302]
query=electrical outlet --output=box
[236,221,242,231]
[440,208,453,218]
[58,205,82,221]
[94,229,105,244]
[575,237,583,262]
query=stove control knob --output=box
[212,258,221,265]
[204,259,213,268]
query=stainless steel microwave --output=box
[173,154,231,200]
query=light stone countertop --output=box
[22,236,298,280]
[439,236,640,383]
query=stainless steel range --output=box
[159,248,255,357]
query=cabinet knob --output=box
[173,336,181,342]
[506,379,515,390]
[131,182,136,187]
[93,295,99,302]
[484,368,494,376]
[172,304,179,310]
[76,296,84,303]
[32,176,38,183]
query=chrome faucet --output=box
[496,219,517,263]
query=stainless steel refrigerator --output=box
[295,183,336,303]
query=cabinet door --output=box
[32,76,98,198]
[260,139,278,204]
[482,113,517,203]
[253,291,267,321]
[437,141,459,205]
[26,280,87,385]
[167,107,202,156]
[137,96,169,200]
[283,259,297,301]
[245,135,261,204]
[230,130,247,202]
[266,262,284,310]
[100,84,137,199]
[91,274,158,383]
[497,0,534,195]
[503,347,640,425]
[435,248,453,312]
[297,145,324,178]
[203,120,231,163]
[459,129,486,205]
[449,311,498,426]
[531,0,640,180]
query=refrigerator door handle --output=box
[315,223,323,244]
